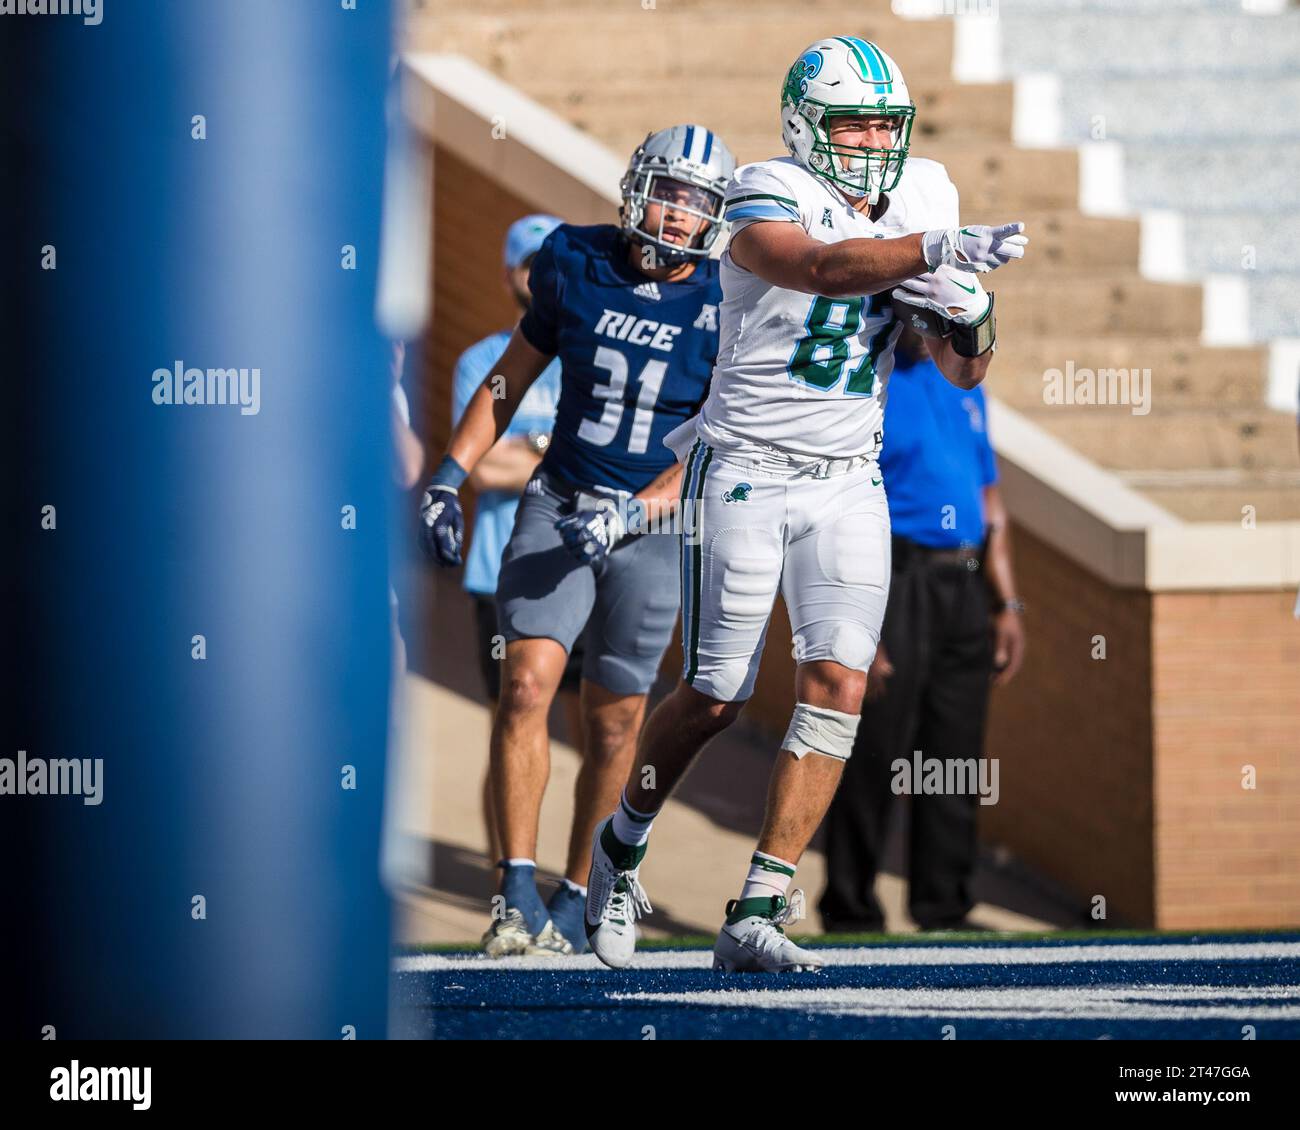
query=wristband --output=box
[949,292,997,358]
[430,453,468,490]
[895,293,997,358]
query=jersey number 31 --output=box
[579,346,667,455]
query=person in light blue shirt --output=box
[452,331,562,600]
[450,214,588,873]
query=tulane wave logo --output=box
[722,482,753,504]
[785,50,824,101]
[797,50,823,96]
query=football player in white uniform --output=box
[584,36,1029,972]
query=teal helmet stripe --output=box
[833,35,893,93]
[832,35,871,81]
[859,38,894,88]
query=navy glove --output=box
[419,455,468,567]
[556,498,640,565]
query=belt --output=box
[892,535,982,572]
[709,445,878,480]
[532,468,644,541]
[797,453,877,480]
[533,467,629,506]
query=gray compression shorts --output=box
[495,468,681,696]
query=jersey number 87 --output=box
[787,294,891,397]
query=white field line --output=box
[395,941,1300,974]
[607,984,1300,1021]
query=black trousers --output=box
[820,538,994,931]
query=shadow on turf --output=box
[412,838,704,939]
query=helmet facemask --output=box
[800,103,914,206]
[621,172,724,268]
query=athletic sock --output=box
[610,789,657,848]
[738,851,796,903]
[546,879,589,953]
[499,859,549,935]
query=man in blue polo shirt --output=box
[820,328,1026,933]
[451,213,587,875]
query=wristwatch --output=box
[996,597,1026,614]
[525,431,551,456]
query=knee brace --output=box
[781,702,861,761]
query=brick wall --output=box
[1152,590,1300,929]
[416,143,552,544]
[598,494,1300,934]
[419,144,537,452]
[981,522,1156,925]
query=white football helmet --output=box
[781,37,915,206]
[619,124,736,266]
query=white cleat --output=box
[712,889,824,973]
[481,908,534,958]
[585,818,652,970]
[481,909,565,959]
[528,920,574,956]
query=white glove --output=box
[922,223,1027,274]
[892,266,990,325]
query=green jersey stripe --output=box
[684,444,713,684]
[724,192,799,208]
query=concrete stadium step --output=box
[523,79,1013,145]
[997,0,1280,13]
[989,338,1267,411]
[920,145,1079,213]
[595,132,1082,211]
[1013,211,1138,273]
[1056,76,1300,144]
[1179,212,1300,275]
[1118,475,1300,523]
[997,8,1300,77]
[1123,142,1300,212]
[1024,409,1298,473]
[418,9,953,87]
[994,275,1201,339]
[1244,274,1300,341]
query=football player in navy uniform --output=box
[421,125,736,955]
